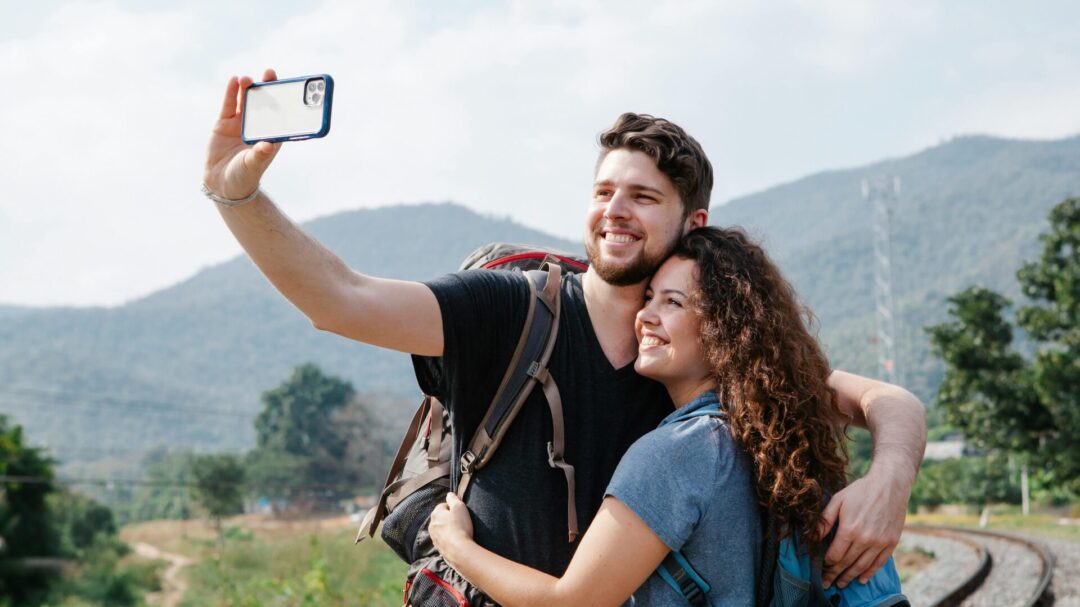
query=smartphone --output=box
[241,74,334,144]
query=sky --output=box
[2,0,1080,307]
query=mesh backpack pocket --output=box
[381,483,449,563]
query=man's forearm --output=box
[820,374,926,587]
[216,191,360,331]
[862,384,926,484]
[828,370,926,480]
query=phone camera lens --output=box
[312,92,322,104]
[307,82,316,92]
[317,81,325,92]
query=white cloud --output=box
[0,2,233,306]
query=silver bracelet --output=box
[201,183,260,207]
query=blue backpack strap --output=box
[658,551,710,606]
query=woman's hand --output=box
[203,69,282,200]
[429,493,475,567]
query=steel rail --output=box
[905,525,1054,607]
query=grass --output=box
[121,515,409,607]
[908,505,1080,544]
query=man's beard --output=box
[584,233,672,287]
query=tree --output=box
[1016,197,1080,486]
[926,198,1080,491]
[0,414,60,606]
[248,364,361,508]
[926,287,1050,453]
[188,453,245,554]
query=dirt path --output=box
[133,542,194,607]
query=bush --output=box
[48,491,117,557]
[49,535,143,607]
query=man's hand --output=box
[429,493,475,568]
[203,69,282,200]
[818,467,911,588]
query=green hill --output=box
[3,134,1078,466]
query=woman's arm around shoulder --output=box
[429,493,669,607]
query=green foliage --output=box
[45,532,165,607]
[46,535,140,607]
[926,198,1080,491]
[0,415,60,606]
[47,490,116,557]
[111,449,194,525]
[188,453,245,522]
[189,452,245,555]
[1016,198,1080,485]
[255,364,353,456]
[845,428,873,477]
[910,454,1021,509]
[0,418,154,607]
[248,364,378,507]
[926,287,1049,453]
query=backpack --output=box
[355,243,588,607]
[659,407,910,607]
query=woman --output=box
[429,226,904,606]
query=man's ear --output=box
[684,209,709,232]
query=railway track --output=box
[901,525,1054,607]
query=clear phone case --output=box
[241,75,333,144]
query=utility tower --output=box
[862,175,902,385]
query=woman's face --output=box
[634,257,712,400]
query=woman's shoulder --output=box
[623,413,738,473]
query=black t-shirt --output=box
[413,270,672,576]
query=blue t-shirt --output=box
[605,391,760,606]
[607,390,907,606]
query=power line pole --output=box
[862,175,903,385]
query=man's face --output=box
[584,148,688,286]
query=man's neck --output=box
[581,268,646,369]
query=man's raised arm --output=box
[821,370,926,588]
[203,70,442,357]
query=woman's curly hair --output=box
[673,226,849,547]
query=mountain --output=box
[0,203,581,462]
[0,305,34,319]
[3,134,1079,465]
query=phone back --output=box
[241,75,333,143]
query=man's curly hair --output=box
[674,226,849,547]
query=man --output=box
[203,69,925,590]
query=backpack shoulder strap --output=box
[457,263,579,541]
[355,395,445,542]
[658,551,710,606]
